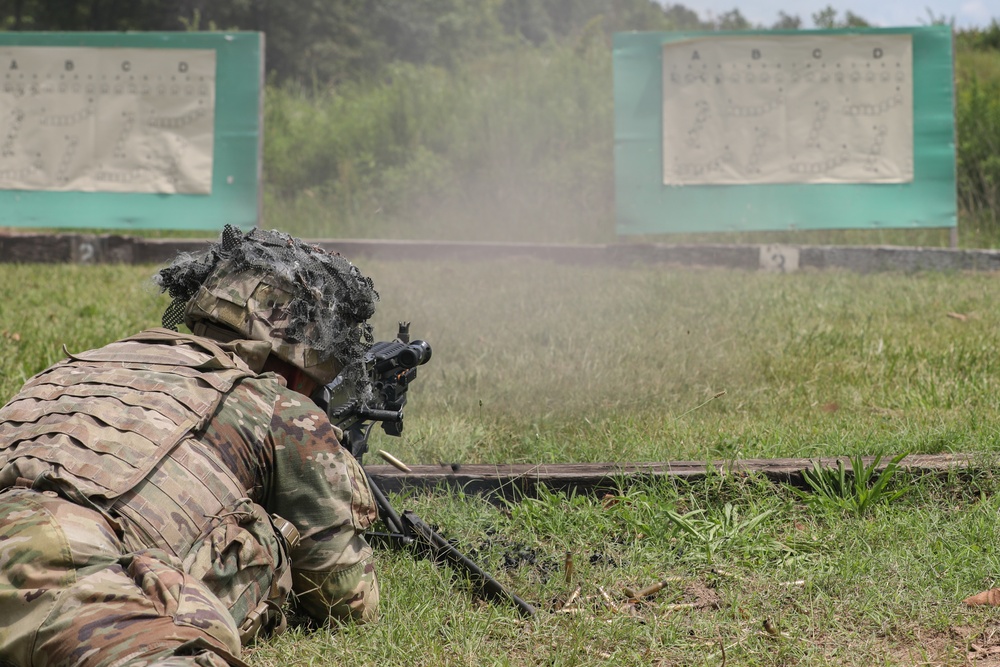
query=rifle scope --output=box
[372,339,432,372]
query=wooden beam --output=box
[365,453,978,499]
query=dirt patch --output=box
[680,580,721,610]
[890,625,1000,666]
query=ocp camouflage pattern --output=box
[0,489,244,667]
[0,330,379,667]
[185,266,346,385]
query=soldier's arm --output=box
[265,391,379,624]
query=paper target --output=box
[662,34,913,186]
[0,46,215,194]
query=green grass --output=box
[5,260,1000,665]
[243,472,1000,666]
[362,259,1000,466]
[5,259,1000,464]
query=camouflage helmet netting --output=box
[155,225,378,394]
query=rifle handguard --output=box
[354,407,403,423]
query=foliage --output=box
[0,0,672,81]
[796,453,911,515]
[0,0,177,31]
[664,503,777,565]
[253,5,1000,245]
[263,41,615,242]
[771,11,802,30]
[956,19,1000,50]
[6,1,1000,242]
[955,70,1000,224]
[811,5,871,29]
[262,36,1000,246]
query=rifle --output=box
[312,322,536,618]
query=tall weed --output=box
[263,42,613,242]
[955,73,1000,226]
[796,453,911,516]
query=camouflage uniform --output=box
[0,329,378,667]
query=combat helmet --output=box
[155,225,378,392]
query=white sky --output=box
[690,1,998,29]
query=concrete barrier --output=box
[3,232,1000,273]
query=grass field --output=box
[3,259,1000,665]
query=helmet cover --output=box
[155,225,378,392]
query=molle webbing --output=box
[0,330,254,500]
[113,438,249,557]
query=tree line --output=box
[0,0,963,84]
[3,0,997,241]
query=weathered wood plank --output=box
[365,453,980,499]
